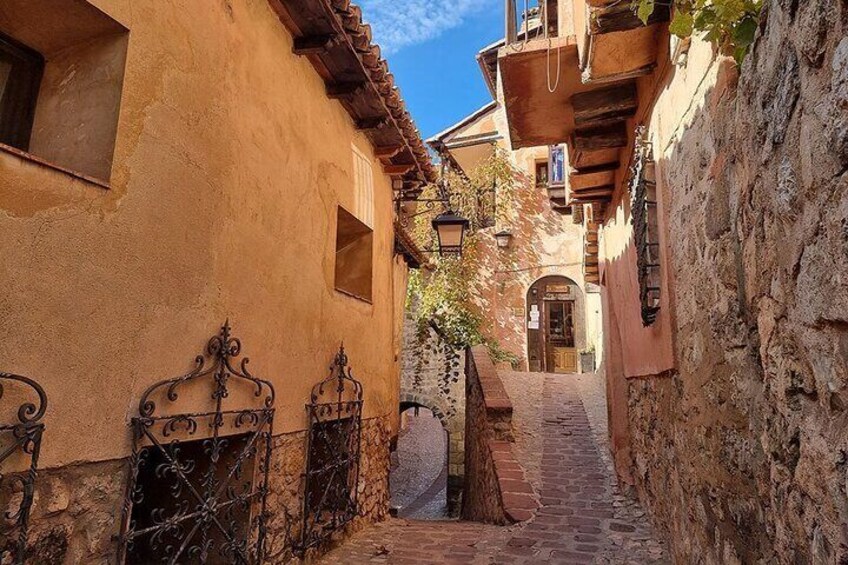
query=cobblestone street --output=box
[319,373,667,564]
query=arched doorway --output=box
[526,275,585,373]
[390,402,451,519]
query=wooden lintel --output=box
[356,116,389,131]
[326,81,365,99]
[383,163,415,175]
[589,3,670,35]
[571,195,612,204]
[374,145,403,159]
[572,123,628,152]
[571,83,638,126]
[292,34,338,56]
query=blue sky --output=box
[358,0,503,139]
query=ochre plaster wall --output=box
[0,0,404,469]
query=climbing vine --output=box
[634,0,762,63]
[407,149,520,364]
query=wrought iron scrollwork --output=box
[630,126,661,326]
[118,321,277,564]
[0,372,47,565]
[298,345,363,553]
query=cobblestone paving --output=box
[319,373,667,564]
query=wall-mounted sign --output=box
[512,307,526,318]
[547,284,572,294]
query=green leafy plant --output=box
[634,0,762,63]
[407,149,520,364]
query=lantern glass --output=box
[432,211,469,255]
[495,230,513,248]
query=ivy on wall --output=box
[634,0,762,63]
[407,149,520,364]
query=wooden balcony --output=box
[498,0,670,223]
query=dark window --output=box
[549,145,565,186]
[305,418,357,516]
[335,206,373,302]
[631,127,661,326]
[535,160,549,187]
[0,32,44,151]
[127,434,256,565]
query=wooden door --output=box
[545,301,577,373]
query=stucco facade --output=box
[0,0,423,561]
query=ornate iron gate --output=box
[0,372,47,565]
[118,322,276,564]
[299,345,363,552]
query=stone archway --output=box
[526,275,587,373]
[396,393,464,515]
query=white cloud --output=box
[358,0,496,54]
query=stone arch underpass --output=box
[398,312,466,516]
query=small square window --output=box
[535,160,549,187]
[334,206,373,302]
[0,32,44,151]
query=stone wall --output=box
[399,307,466,511]
[1,416,390,564]
[624,1,848,562]
[462,346,537,524]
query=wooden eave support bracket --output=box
[293,34,339,56]
[356,116,389,131]
[383,163,415,175]
[374,145,403,159]
[326,81,365,99]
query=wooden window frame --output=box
[0,31,44,151]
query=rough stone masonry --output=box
[626,0,848,563]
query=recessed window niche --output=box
[0,0,128,183]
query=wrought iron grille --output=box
[299,345,363,552]
[0,372,47,565]
[630,126,661,326]
[118,322,276,565]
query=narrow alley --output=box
[320,372,666,564]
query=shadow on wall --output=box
[607,3,848,562]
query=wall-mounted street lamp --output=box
[393,160,470,256]
[494,230,513,249]
[432,211,470,256]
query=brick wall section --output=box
[463,346,538,524]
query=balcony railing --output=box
[505,0,557,46]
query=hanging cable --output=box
[543,0,561,93]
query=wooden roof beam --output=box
[326,81,365,99]
[571,83,638,127]
[383,163,415,175]
[588,3,670,35]
[292,34,338,56]
[572,123,628,152]
[374,145,403,159]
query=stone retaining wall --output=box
[624,1,848,562]
[462,346,537,524]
